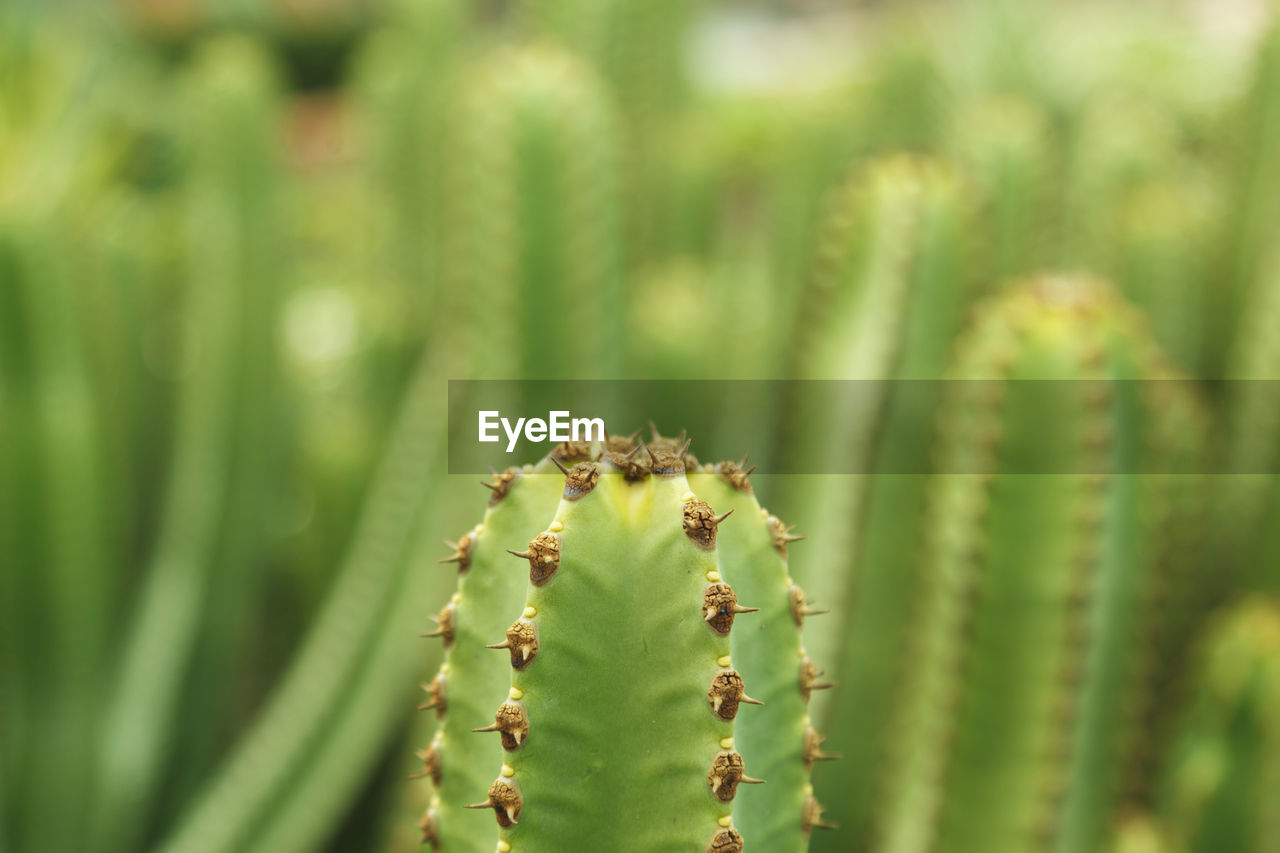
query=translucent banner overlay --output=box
[447,380,1280,475]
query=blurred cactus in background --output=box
[1159,600,1280,853]
[2,0,1280,852]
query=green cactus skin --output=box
[416,460,565,852]
[442,46,624,381]
[1223,250,1280,596]
[782,156,974,851]
[489,439,732,852]
[523,0,697,127]
[947,95,1057,283]
[93,37,289,853]
[688,464,835,852]
[418,434,824,851]
[1159,600,1280,853]
[349,0,463,323]
[1109,815,1178,853]
[875,277,1194,853]
[0,202,114,853]
[1218,14,1280,381]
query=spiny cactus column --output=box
[783,155,973,851]
[1159,599,1280,853]
[441,46,624,380]
[349,0,463,321]
[688,461,836,852]
[416,459,565,851]
[418,432,827,851]
[875,277,1196,853]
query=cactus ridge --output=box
[689,464,836,852]
[877,277,1202,853]
[417,431,829,851]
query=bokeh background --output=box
[2,0,1279,851]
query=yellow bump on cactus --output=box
[720,737,735,749]
[509,687,523,701]
[522,606,537,618]
[718,655,732,668]
[706,571,722,582]
[501,764,514,777]
[718,816,733,828]
[548,520,564,532]
[497,841,511,853]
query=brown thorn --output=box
[627,429,641,444]
[507,548,532,559]
[464,801,491,810]
[741,694,765,706]
[471,723,501,733]
[679,437,692,457]
[481,480,501,492]
[625,442,644,461]
[649,420,661,440]
[485,640,512,650]
[714,509,734,525]
[733,605,760,614]
[645,444,659,465]
[740,775,765,785]
[804,607,831,617]
[441,539,458,550]
[437,555,462,565]
[549,456,571,476]
[743,465,758,477]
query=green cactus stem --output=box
[416,458,565,852]
[417,432,828,851]
[783,155,973,851]
[441,46,624,381]
[1159,599,1280,853]
[688,462,835,852]
[94,36,290,853]
[876,277,1197,853]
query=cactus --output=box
[1159,599,1280,853]
[92,37,290,852]
[1216,13,1280,380]
[441,46,625,381]
[1222,248,1280,595]
[781,155,974,850]
[874,277,1199,853]
[947,95,1057,282]
[416,432,828,851]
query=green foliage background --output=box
[1,0,1279,851]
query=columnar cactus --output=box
[874,277,1200,853]
[417,431,829,851]
[441,46,624,380]
[783,155,975,850]
[95,36,290,853]
[947,96,1056,281]
[1159,599,1280,853]
[1223,249,1280,595]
